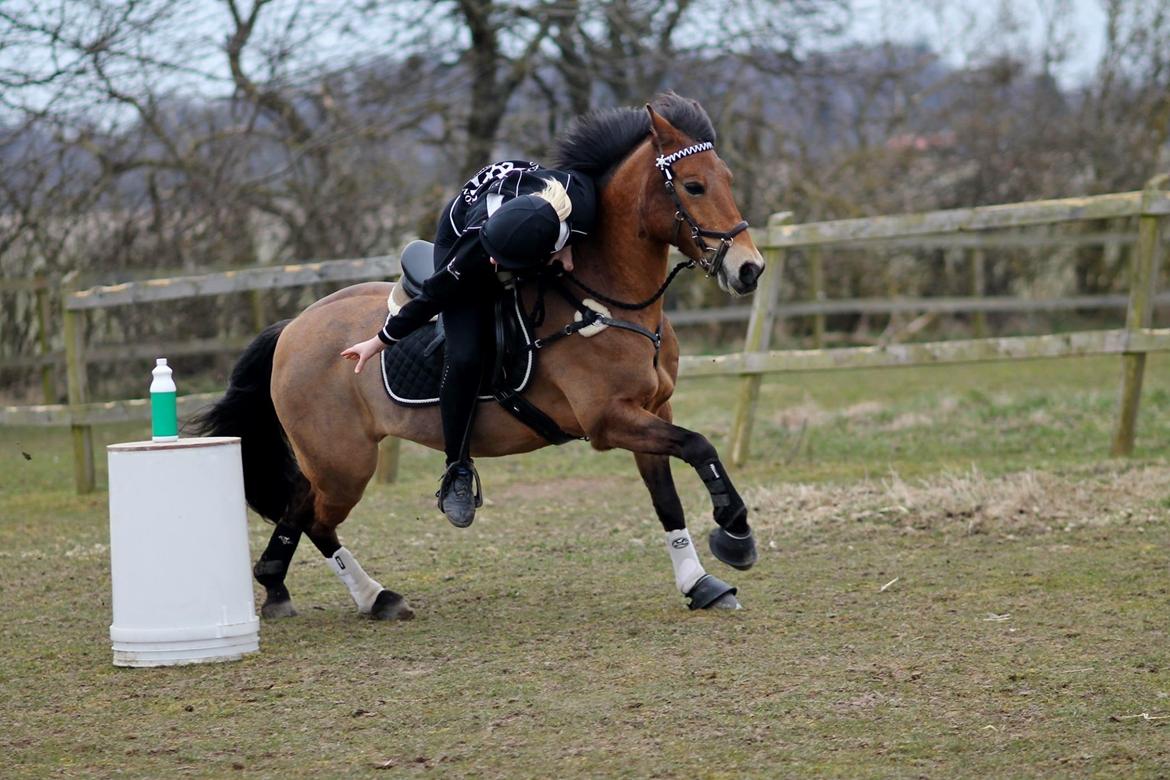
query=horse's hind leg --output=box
[634,442,740,611]
[287,439,414,621]
[297,493,415,621]
[254,522,303,618]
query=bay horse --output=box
[194,93,766,620]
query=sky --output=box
[0,0,1113,125]
[847,0,1107,86]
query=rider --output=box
[342,161,597,528]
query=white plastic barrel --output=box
[107,437,259,667]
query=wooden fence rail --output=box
[679,328,1170,376]
[720,176,1170,464]
[3,226,1155,372]
[54,256,400,492]
[16,289,1158,371]
[62,256,400,311]
[3,180,1168,491]
[764,190,1170,248]
[666,291,1170,327]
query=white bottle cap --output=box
[156,358,167,366]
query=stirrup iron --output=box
[435,460,484,512]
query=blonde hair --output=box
[534,178,572,222]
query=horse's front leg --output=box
[598,403,759,571]
[634,449,740,610]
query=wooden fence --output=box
[0,276,58,403]
[4,226,1144,377]
[10,256,401,492]
[706,176,1170,465]
[3,177,1168,491]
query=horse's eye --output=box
[683,181,706,196]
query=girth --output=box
[489,295,584,445]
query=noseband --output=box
[653,141,749,279]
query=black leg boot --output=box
[437,460,483,528]
[436,301,495,527]
[436,334,487,528]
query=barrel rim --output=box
[107,436,240,452]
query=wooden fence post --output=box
[808,246,825,348]
[970,249,988,338]
[35,278,56,403]
[1111,174,1169,456]
[62,271,95,493]
[250,288,267,332]
[1101,220,1122,278]
[376,437,401,484]
[729,212,791,466]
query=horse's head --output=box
[642,103,765,296]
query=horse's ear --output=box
[645,104,681,151]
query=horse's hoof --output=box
[686,574,738,610]
[370,589,415,621]
[708,527,758,570]
[708,592,742,610]
[261,598,298,619]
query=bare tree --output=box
[1077,0,1170,190]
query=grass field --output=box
[2,356,1170,778]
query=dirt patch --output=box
[769,399,832,430]
[881,411,934,431]
[743,462,1170,536]
[768,399,893,431]
[841,400,886,419]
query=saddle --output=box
[381,241,580,444]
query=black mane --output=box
[551,92,717,179]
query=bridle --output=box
[653,140,749,280]
[556,135,750,316]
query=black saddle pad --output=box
[380,289,535,406]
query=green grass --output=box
[2,356,1170,777]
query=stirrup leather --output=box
[435,460,484,511]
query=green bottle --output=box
[150,358,178,441]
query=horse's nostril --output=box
[739,263,762,288]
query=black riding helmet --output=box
[479,194,563,271]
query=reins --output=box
[562,258,694,311]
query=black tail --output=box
[189,320,298,524]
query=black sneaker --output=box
[436,461,482,528]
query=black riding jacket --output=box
[378,161,597,345]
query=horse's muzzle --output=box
[727,260,764,296]
[738,262,763,292]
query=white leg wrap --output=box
[665,529,707,595]
[326,547,383,614]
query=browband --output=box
[654,142,715,177]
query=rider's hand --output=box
[340,336,385,374]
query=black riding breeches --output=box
[439,299,496,464]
